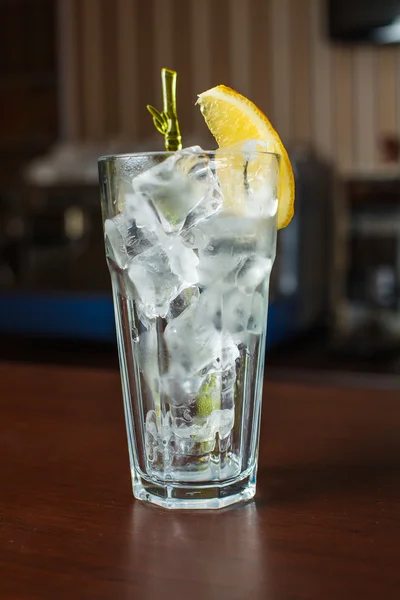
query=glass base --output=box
[131,467,257,510]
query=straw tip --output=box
[162,67,177,76]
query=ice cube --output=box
[182,158,223,229]
[162,235,199,285]
[164,298,222,375]
[195,347,239,389]
[239,140,279,219]
[130,147,217,233]
[195,286,244,364]
[221,340,240,369]
[165,291,239,377]
[124,191,162,232]
[236,255,273,295]
[196,215,261,286]
[166,285,200,321]
[183,191,222,231]
[104,214,157,269]
[162,366,205,406]
[145,409,174,463]
[216,140,279,219]
[124,221,199,318]
[170,408,234,443]
[197,247,244,287]
[128,245,183,318]
[247,182,278,220]
[135,300,156,332]
[197,214,262,250]
[196,285,223,329]
[222,289,267,343]
[181,226,208,250]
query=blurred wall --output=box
[0,0,58,178]
[59,0,400,172]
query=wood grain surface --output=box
[1,362,400,599]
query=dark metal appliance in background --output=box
[336,176,400,356]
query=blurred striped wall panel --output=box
[59,0,400,172]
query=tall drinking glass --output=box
[99,148,279,509]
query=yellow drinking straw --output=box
[147,68,182,151]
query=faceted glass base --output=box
[132,466,257,510]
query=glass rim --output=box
[98,148,281,163]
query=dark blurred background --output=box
[1,0,400,379]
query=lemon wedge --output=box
[197,85,295,229]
